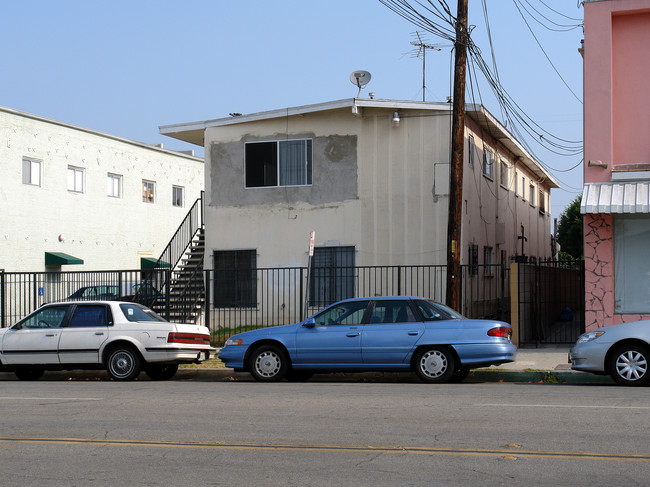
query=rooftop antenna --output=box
[410,32,442,102]
[349,70,372,98]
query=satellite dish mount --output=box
[350,70,372,98]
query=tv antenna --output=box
[349,70,372,98]
[410,32,442,102]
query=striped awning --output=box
[581,182,650,214]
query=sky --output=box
[1,0,584,220]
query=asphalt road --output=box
[0,379,648,486]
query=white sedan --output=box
[0,301,215,381]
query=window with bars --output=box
[484,246,495,277]
[309,246,355,307]
[500,160,509,188]
[468,134,475,168]
[468,244,479,276]
[213,250,257,308]
[482,149,494,179]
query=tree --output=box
[557,195,583,259]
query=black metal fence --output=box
[1,264,510,340]
[516,260,585,345]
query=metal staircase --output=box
[147,192,206,323]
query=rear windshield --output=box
[119,303,167,322]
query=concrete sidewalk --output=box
[0,346,615,384]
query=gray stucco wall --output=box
[209,133,358,206]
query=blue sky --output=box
[1,0,584,219]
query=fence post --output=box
[0,269,4,327]
[204,269,211,332]
[397,266,402,296]
[500,262,506,322]
[509,263,520,347]
[164,269,171,321]
[299,267,304,322]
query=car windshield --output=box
[119,303,167,322]
[414,300,465,321]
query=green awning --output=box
[140,257,170,269]
[45,252,84,266]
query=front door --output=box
[295,300,369,365]
[1,304,70,365]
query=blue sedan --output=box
[218,297,517,383]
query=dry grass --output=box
[180,357,227,369]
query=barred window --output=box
[310,246,355,307]
[213,250,256,308]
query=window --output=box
[500,160,509,188]
[310,246,355,307]
[213,250,256,308]
[482,149,494,179]
[368,300,417,324]
[312,300,369,326]
[539,189,546,214]
[484,246,494,277]
[107,173,122,198]
[521,176,526,200]
[69,305,110,327]
[468,135,475,168]
[529,183,536,206]
[67,166,85,193]
[142,180,155,203]
[22,157,42,186]
[615,215,650,313]
[17,305,69,329]
[172,186,184,207]
[468,243,479,276]
[245,139,312,188]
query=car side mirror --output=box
[302,318,316,328]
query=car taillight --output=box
[487,327,511,338]
[168,333,210,345]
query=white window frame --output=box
[67,166,85,193]
[482,148,494,179]
[539,189,546,214]
[22,157,42,186]
[499,160,509,189]
[245,138,313,188]
[529,183,536,207]
[107,173,122,198]
[142,180,156,203]
[521,176,526,201]
[468,134,475,168]
[172,185,184,207]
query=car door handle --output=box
[408,331,420,336]
[95,332,105,336]
[346,332,360,337]
[45,333,57,337]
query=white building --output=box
[0,106,204,272]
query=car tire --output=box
[608,343,650,386]
[14,369,44,381]
[249,345,288,382]
[413,346,456,383]
[285,370,314,382]
[106,345,142,381]
[449,366,471,383]
[145,364,179,381]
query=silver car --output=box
[569,320,650,386]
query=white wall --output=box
[0,107,204,271]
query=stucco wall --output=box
[0,108,204,271]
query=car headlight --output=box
[225,337,243,346]
[576,331,605,345]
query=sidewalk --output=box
[0,346,615,384]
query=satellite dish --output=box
[350,70,372,97]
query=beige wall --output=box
[203,105,553,271]
[0,108,204,271]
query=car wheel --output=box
[106,345,141,381]
[249,345,288,382]
[608,343,650,386]
[285,370,314,382]
[14,369,44,381]
[414,346,456,383]
[145,364,179,381]
[449,366,471,383]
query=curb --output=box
[1,368,616,385]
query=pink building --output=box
[582,0,650,330]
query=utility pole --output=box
[445,0,469,311]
